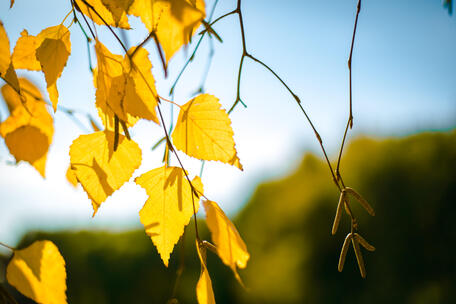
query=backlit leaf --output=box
[12,29,41,71]
[75,0,130,29]
[6,240,67,304]
[0,78,54,177]
[172,94,242,170]
[135,166,204,266]
[35,25,71,111]
[0,21,19,92]
[203,200,249,283]
[94,41,159,128]
[129,0,205,63]
[66,165,78,187]
[69,130,142,215]
[196,241,216,304]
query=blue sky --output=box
[0,0,455,250]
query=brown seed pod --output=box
[354,233,375,252]
[332,190,346,235]
[345,187,375,216]
[338,233,352,272]
[352,236,366,278]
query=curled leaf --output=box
[338,233,352,272]
[345,187,375,216]
[203,200,249,285]
[195,240,216,304]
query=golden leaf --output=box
[12,29,41,71]
[66,165,78,187]
[172,94,242,170]
[6,240,67,304]
[0,78,54,177]
[129,0,205,63]
[94,41,159,128]
[0,20,20,92]
[69,130,142,215]
[203,200,249,283]
[196,241,216,304]
[74,0,130,29]
[135,166,204,266]
[35,25,71,111]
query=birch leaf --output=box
[172,94,242,170]
[0,78,54,177]
[35,25,71,111]
[135,166,204,266]
[203,200,249,283]
[0,21,19,92]
[129,0,205,63]
[69,130,142,215]
[196,241,216,304]
[12,30,41,71]
[6,240,67,304]
[74,0,130,29]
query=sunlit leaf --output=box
[94,41,159,128]
[0,78,54,177]
[172,94,242,170]
[12,30,41,71]
[129,0,205,63]
[195,241,215,304]
[135,166,204,266]
[74,0,130,29]
[66,165,78,187]
[35,25,71,111]
[0,21,19,92]
[203,200,249,283]
[69,130,142,215]
[6,240,67,304]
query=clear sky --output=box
[0,0,455,250]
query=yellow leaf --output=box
[0,20,20,92]
[196,241,216,304]
[135,166,204,266]
[12,29,41,71]
[66,165,78,187]
[129,0,205,63]
[0,78,54,177]
[203,200,249,283]
[172,94,243,170]
[6,240,67,304]
[35,25,71,111]
[75,0,130,29]
[94,41,159,127]
[69,131,142,215]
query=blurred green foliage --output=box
[1,130,455,303]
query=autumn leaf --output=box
[135,166,204,266]
[203,200,249,284]
[69,130,142,215]
[0,78,54,177]
[66,165,78,187]
[6,240,67,304]
[129,0,205,63]
[172,94,243,170]
[12,30,41,71]
[196,241,216,304]
[74,0,131,29]
[94,41,159,129]
[35,25,71,111]
[0,20,20,92]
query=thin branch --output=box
[0,241,14,251]
[336,0,361,178]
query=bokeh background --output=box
[0,0,455,303]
